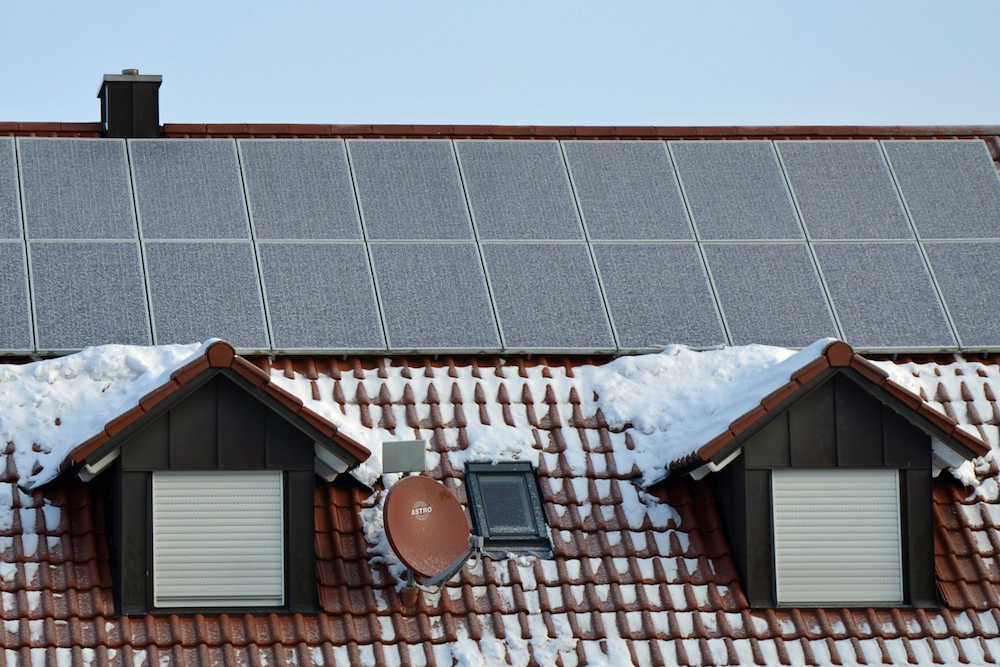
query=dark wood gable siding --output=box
[113,375,318,615]
[712,372,936,609]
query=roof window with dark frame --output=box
[464,462,550,555]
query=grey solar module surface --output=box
[813,243,954,350]
[258,242,385,351]
[457,141,583,240]
[18,138,136,240]
[369,243,499,351]
[0,242,32,350]
[669,141,802,240]
[0,138,21,239]
[481,243,614,351]
[883,140,1000,239]
[777,140,912,240]
[563,141,693,240]
[144,242,269,350]
[29,242,150,350]
[130,140,250,239]
[923,242,1000,349]
[239,140,363,240]
[348,140,472,240]
[703,243,838,347]
[592,243,725,349]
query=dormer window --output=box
[771,468,902,605]
[703,369,984,609]
[70,342,369,615]
[465,462,550,555]
[152,471,284,608]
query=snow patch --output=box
[0,342,210,488]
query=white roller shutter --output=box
[153,471,283,607]
[772,468,902,605]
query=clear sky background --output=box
[2,0,998,126]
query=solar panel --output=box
[480,243,614,351]
[144,242,269,350]
[923,242,1000,349]
[238,140,363,240]
[347,140,472,240]
[813,243,954,350]
[777,141,912,240]
[28,242,150,350]
[0,138,21,239]
[883,140,1000,239]
[562,141,693,240]
[456,141,583,240]
[669,141,803,240]
[130,140,250,239]
[369,243,499,351]
[17,138,135,240]
[592,243,725,349]
[257,242,385,351]
[703,243,838,347]
[0,242,33,350]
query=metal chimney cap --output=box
[97,71,162,96]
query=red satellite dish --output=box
[384,476,471,579]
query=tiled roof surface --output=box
[2,351,1000,665]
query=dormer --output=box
[678,341,988,609]
[68,341,369,615]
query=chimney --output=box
[97,69,162,138]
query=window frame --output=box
[464,462,550,555]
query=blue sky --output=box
[2,1,998,126]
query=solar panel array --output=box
[1,136,998,355]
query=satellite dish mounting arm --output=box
[408,534,484,593]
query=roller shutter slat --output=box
[153,471,283,608]
[772,468,902,605]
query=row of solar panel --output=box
[0,137,997,354]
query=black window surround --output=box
[465,462,550,555]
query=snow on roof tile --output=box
[2,341,1000,664]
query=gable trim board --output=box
[684,341,987,480]
[61,340,369,487]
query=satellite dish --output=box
[384,476,481,584]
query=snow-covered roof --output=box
[1,341,999,665]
